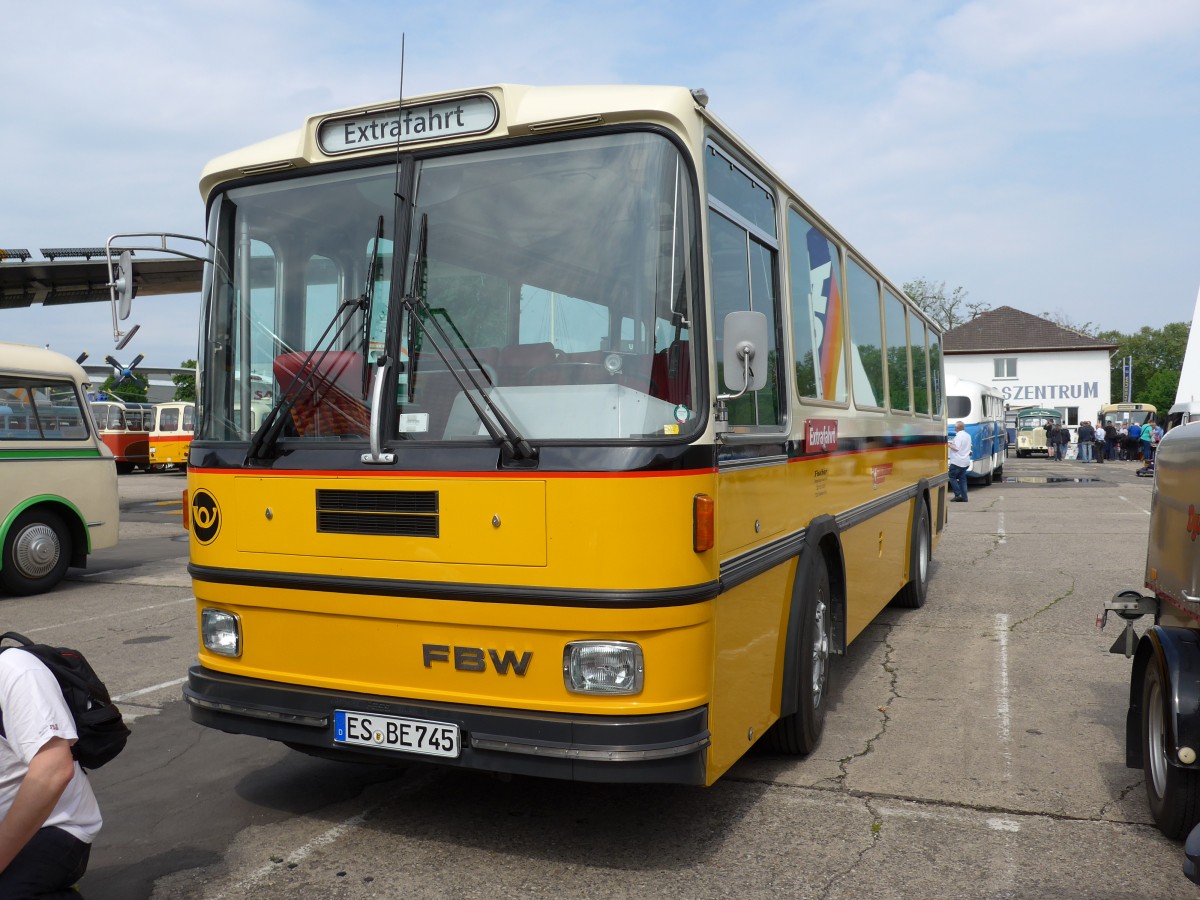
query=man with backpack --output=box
[0,646,102,897]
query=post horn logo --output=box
[191,489,221,544]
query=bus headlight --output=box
[563,641,643,694]
[201,608,241,657]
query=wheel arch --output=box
[909,480,933,561]
[0,496,90,571]
[778,515,845,720]
[1127,626,1200,772]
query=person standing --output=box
[0,647,101,898]
[1140,420,1155,464]
[1077,421,1095,462]
[1046,422,1058,460]
[948,420,972,502]
[1094,422,1106,463]
[1126,421,1142,461]
[1057,422,1072,460]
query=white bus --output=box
[0,343,119,595]
[945,377,1006,484]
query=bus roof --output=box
[1015,406,1062,418]
[0,341,91,384]
[196,82,942,339]
[199,84,706,201]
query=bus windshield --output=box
[200,130,699,444]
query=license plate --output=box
[333,710,460,758]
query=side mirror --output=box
[111,250,136,320]
[721,310,769,393]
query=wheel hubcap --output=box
[918,526,930,585]
[812,594,830,708]
[13,524,60,579]
[1148,678,1168,798]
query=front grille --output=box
[316,489,439,537]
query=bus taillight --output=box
[693,493,714,552]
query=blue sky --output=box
[3,0,1198,367]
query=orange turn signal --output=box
[693,493,714,553]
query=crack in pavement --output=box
[1009,575,1075,630]
[832,625,900,787]
[817,796,884,899]
[1098,776,1144,819]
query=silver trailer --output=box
[1100,421,1200,880]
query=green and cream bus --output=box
[0,343,119,595]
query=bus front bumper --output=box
[184,665,709,785]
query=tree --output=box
[98,374,147,403]
[173,360,197,402]
[1038,310,1098,338]
[902,278,988,330]
[1097,322,1190,410]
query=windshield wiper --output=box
[401,213,537,463]
[245,217,384,463]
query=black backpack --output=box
[0,632,130,769]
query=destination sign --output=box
[318,95,499,154]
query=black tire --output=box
[0,509,72,596]
[1142,662,1200,838]
[116,462,134,475]
[893,501,931,609]
[983,466,993,486]
[768,553,832,755]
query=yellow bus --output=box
[181,84,948,784]
[148,400,195,469]
[0,343,119,595]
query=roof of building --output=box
[942,306,1118,353]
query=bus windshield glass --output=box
[200,130,699,443]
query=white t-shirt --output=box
[949,430,972,467]
[0,649,102,843]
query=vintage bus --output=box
[1098,402,1157,429]
[0,343,119,595]
[149,401,195,470]
[1100,422,1200,869]
[1014,406,1062,457]
[89,398,153,474]
[946,377,1005,484]
[180,84,948,785]
[1166,401,1200,432]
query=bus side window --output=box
[788,208,846,404]
[706,144,783,429]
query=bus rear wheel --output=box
[893,501,931,609]
[1,509,71,596]
[768,553,831,755]
[1142,661,1200,838]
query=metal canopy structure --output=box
[0,256,203,310]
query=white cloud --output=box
[2,0,1198,370]
[937,0,1200,67]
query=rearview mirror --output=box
[721,310,769,393]
[110,250,136,321]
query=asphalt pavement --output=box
[6,455,1189,899]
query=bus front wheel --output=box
[1,509,71,596]
[768,553,831,755]
[1142,661,1200,838]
